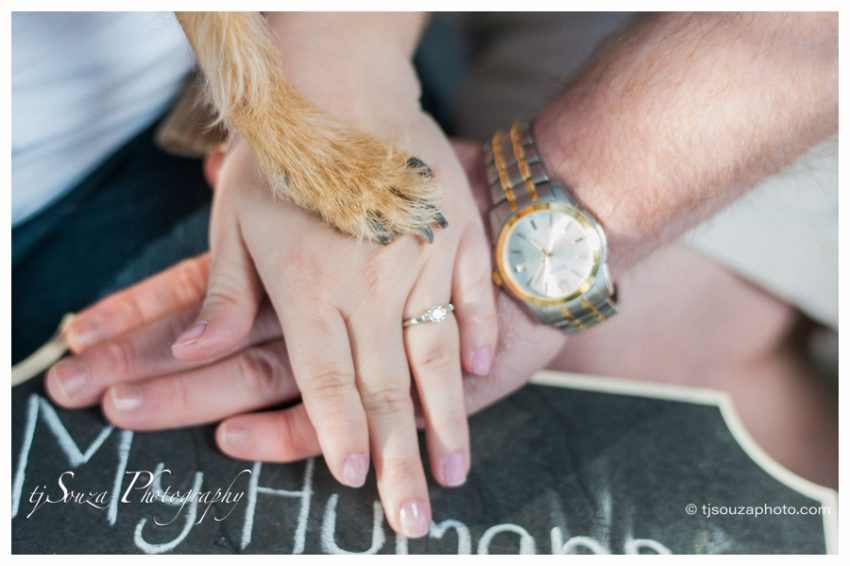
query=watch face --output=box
[498,202,603,305]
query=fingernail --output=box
[442,452,467,487]
[68,315,102,348]
[342,453,369,488]
[399,499,430,538]
[222,423,249,447]
[173,320,207,347]
[110,384,143,413]
[50,359,90,401]
[469,346,493,376]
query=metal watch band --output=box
[485,121,564,210]
[485,121,617,333]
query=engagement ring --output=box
[403,304,454,328]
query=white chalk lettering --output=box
[12,394,118,519]
[624,538,672,554]
[133,470,204,554]
[321,494,385,554]
[107,430,134,525]
[551,529,609,554]
[430,519,472,554]
[241,459,315,553]
[478,523,536,554]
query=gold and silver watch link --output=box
[486,121,617,333]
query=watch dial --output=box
[501,206,600,301]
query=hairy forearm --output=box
[264,12,428,131]
[534,12,838,274]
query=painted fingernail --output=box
[50,359,90,401]
[110,384,143,413]
[342,453,369,488]
[68,315,102,349]
[442,452,467,487]
[399,499,430,538]
[173,320,207,347]
[469,346,493,376]
[221,423,249,447]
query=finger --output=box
[404,267,470,489]
[453,226,498,377]
[451,141,491,216]
[172,220,263,361]
[350,310,431,538]
[217,405,321,463]
[215,299,569,467]
[46,302,282,408]
[66,254,211,353]
[102,341,298,431]
[279,306,370,489]
[462,294,567,415]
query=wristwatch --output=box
[486,121,617,332]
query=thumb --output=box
[171,227,263,361]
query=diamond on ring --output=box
[403,303,454,328]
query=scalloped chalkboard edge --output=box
[530,370,838,554]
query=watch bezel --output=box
[496,201,605,307]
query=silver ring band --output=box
[403,303,454,328]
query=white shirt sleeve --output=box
[12,12,195,226]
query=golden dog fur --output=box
[174,12,442,244]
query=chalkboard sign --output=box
[11,370,836,554]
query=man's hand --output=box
[46,139,566,525]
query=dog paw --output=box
[252,112,448,244]
[180,12,445,244]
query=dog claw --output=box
[406,156,433,179]
[419,226,435,244]
[368,214,393,245]
[423,204,448,229]
[434,212,449,229]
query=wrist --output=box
[265,13,425,136]
[532,104,638,277]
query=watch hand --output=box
[530,261,546,288]
[546,231,558,257]
[528,239,548,255]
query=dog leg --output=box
[176,12,443,243]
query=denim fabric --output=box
[12,119,212,363]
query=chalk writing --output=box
[12,393,681,554]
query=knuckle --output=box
[302,310,339,336]
[236,346,282,395]
[115,294,145,331]
[362,385,413,418]
[272,413,303,461]
[464,259,496,294]
[203,281,244,311]
[410,339,456,373]
[173,257,211,305]
[204,264,256,313]
[104,339,134,379]
[168,374,192,414]
[458,311,499,336]
[430,413,469,439]
[304,366,354,400]
[287,247,328,285]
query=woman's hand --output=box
[47,141,567,535]
[52,119,499,539]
